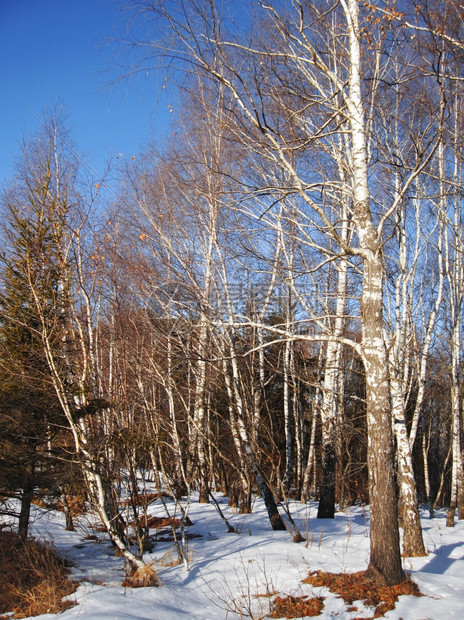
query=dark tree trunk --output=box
[317,444,336,519]
[260,479,286,531]
[62,493,75,531]
[18,483,34,542]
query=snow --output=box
[4,495,464,619]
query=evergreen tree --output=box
[0,117,71,540]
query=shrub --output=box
[0,529,77,618]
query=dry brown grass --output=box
[120,492,172,507]
[121,563,161,588]
[302,570,422,618]
[129,515,193,529]
[269,594,325,618]
[157,547,194,567]
[0,529,77,619]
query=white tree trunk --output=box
[344,0,404,584]
[391,378,426,555]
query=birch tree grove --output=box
[4,0,464,593]
[126,0,408,585]
[119,0,464,585]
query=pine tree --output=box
[0,119,70,540]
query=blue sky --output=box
[0,0,172,185]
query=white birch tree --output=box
[123,0,454,583]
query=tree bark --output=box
[447,323,464,526]
[391,381,427,556]
[361,258,404,584]
[18,481,34,542]
[345,0,405,585]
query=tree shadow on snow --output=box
[420,542,464,575]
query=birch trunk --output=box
[227,333,286,530]
[301,405,318,503]
[190,205,215,503]
[444,90,464,526]
[166,332,189,496]
[344,0,404,584]
[391,379,426,555]
[317,252,348,518]
[317,337,340,519]
[301,347,324,503]
[361,257,404,583]
[446,322,464,526]
[221,354,253,512]
[191,317,210,503]
[387,179,426,556]
[282,312,293,493]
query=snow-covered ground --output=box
[6,494,464,619]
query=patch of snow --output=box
[5,498,463,619]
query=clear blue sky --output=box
[0,0,171,185]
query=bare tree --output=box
[125,0,413,584]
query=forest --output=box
[0,0,463,594]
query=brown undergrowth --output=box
[120,491,172,507]
[134,515,193,529]
[302,569,422,618]
[33,493,87,517]
[0,529,78,619]
[121,563,161,588]
[269,594,325,618]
